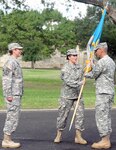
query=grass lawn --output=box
[0,68,115,109]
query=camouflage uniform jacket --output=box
[2,56,23,97]
[85,55,115,95]
[60,62,83,99]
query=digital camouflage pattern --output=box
[56,62,85,131]
[2,56,23,99]
[60,62,84,99]
[85,55,116,137]
[85,55,115,96]
[95,94,114,137]
[2,56,23,135]
[3,99,21,135]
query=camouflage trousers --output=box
[56,97,85,131]
[95,94,114,137]
[3,96,21,135]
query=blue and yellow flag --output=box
[87,7,107,60]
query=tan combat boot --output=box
[75,130,87,145]
[2,134,21,148]
[91,135,111,149]
[54,130,62,143]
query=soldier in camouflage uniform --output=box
[54,49,87,144]
[2,43,23,148]
[85,42,116,149]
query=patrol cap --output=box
[8,43,23,51]
[66,49,78,56]
[93,42,108,51]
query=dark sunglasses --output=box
[95,49,99,53]
[71,55,77,57]
[95,48,102,53]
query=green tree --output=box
[74,6,97,49]
[73,0,116,24]
[102,19,116,58]
[41,8,77,54]
[0,8,77,67]
[0,0,27,14]
[0,10,8,55]
[74,5,116,57]
[0,10,48,68]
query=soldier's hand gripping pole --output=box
[69,77,86,131]
[69,61,92,131]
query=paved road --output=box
[0,109,116,150]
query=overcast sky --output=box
[24,0,87,20]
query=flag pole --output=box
[69,77,86,131]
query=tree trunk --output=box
[74,0,116,24]
[31,61,35,69]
